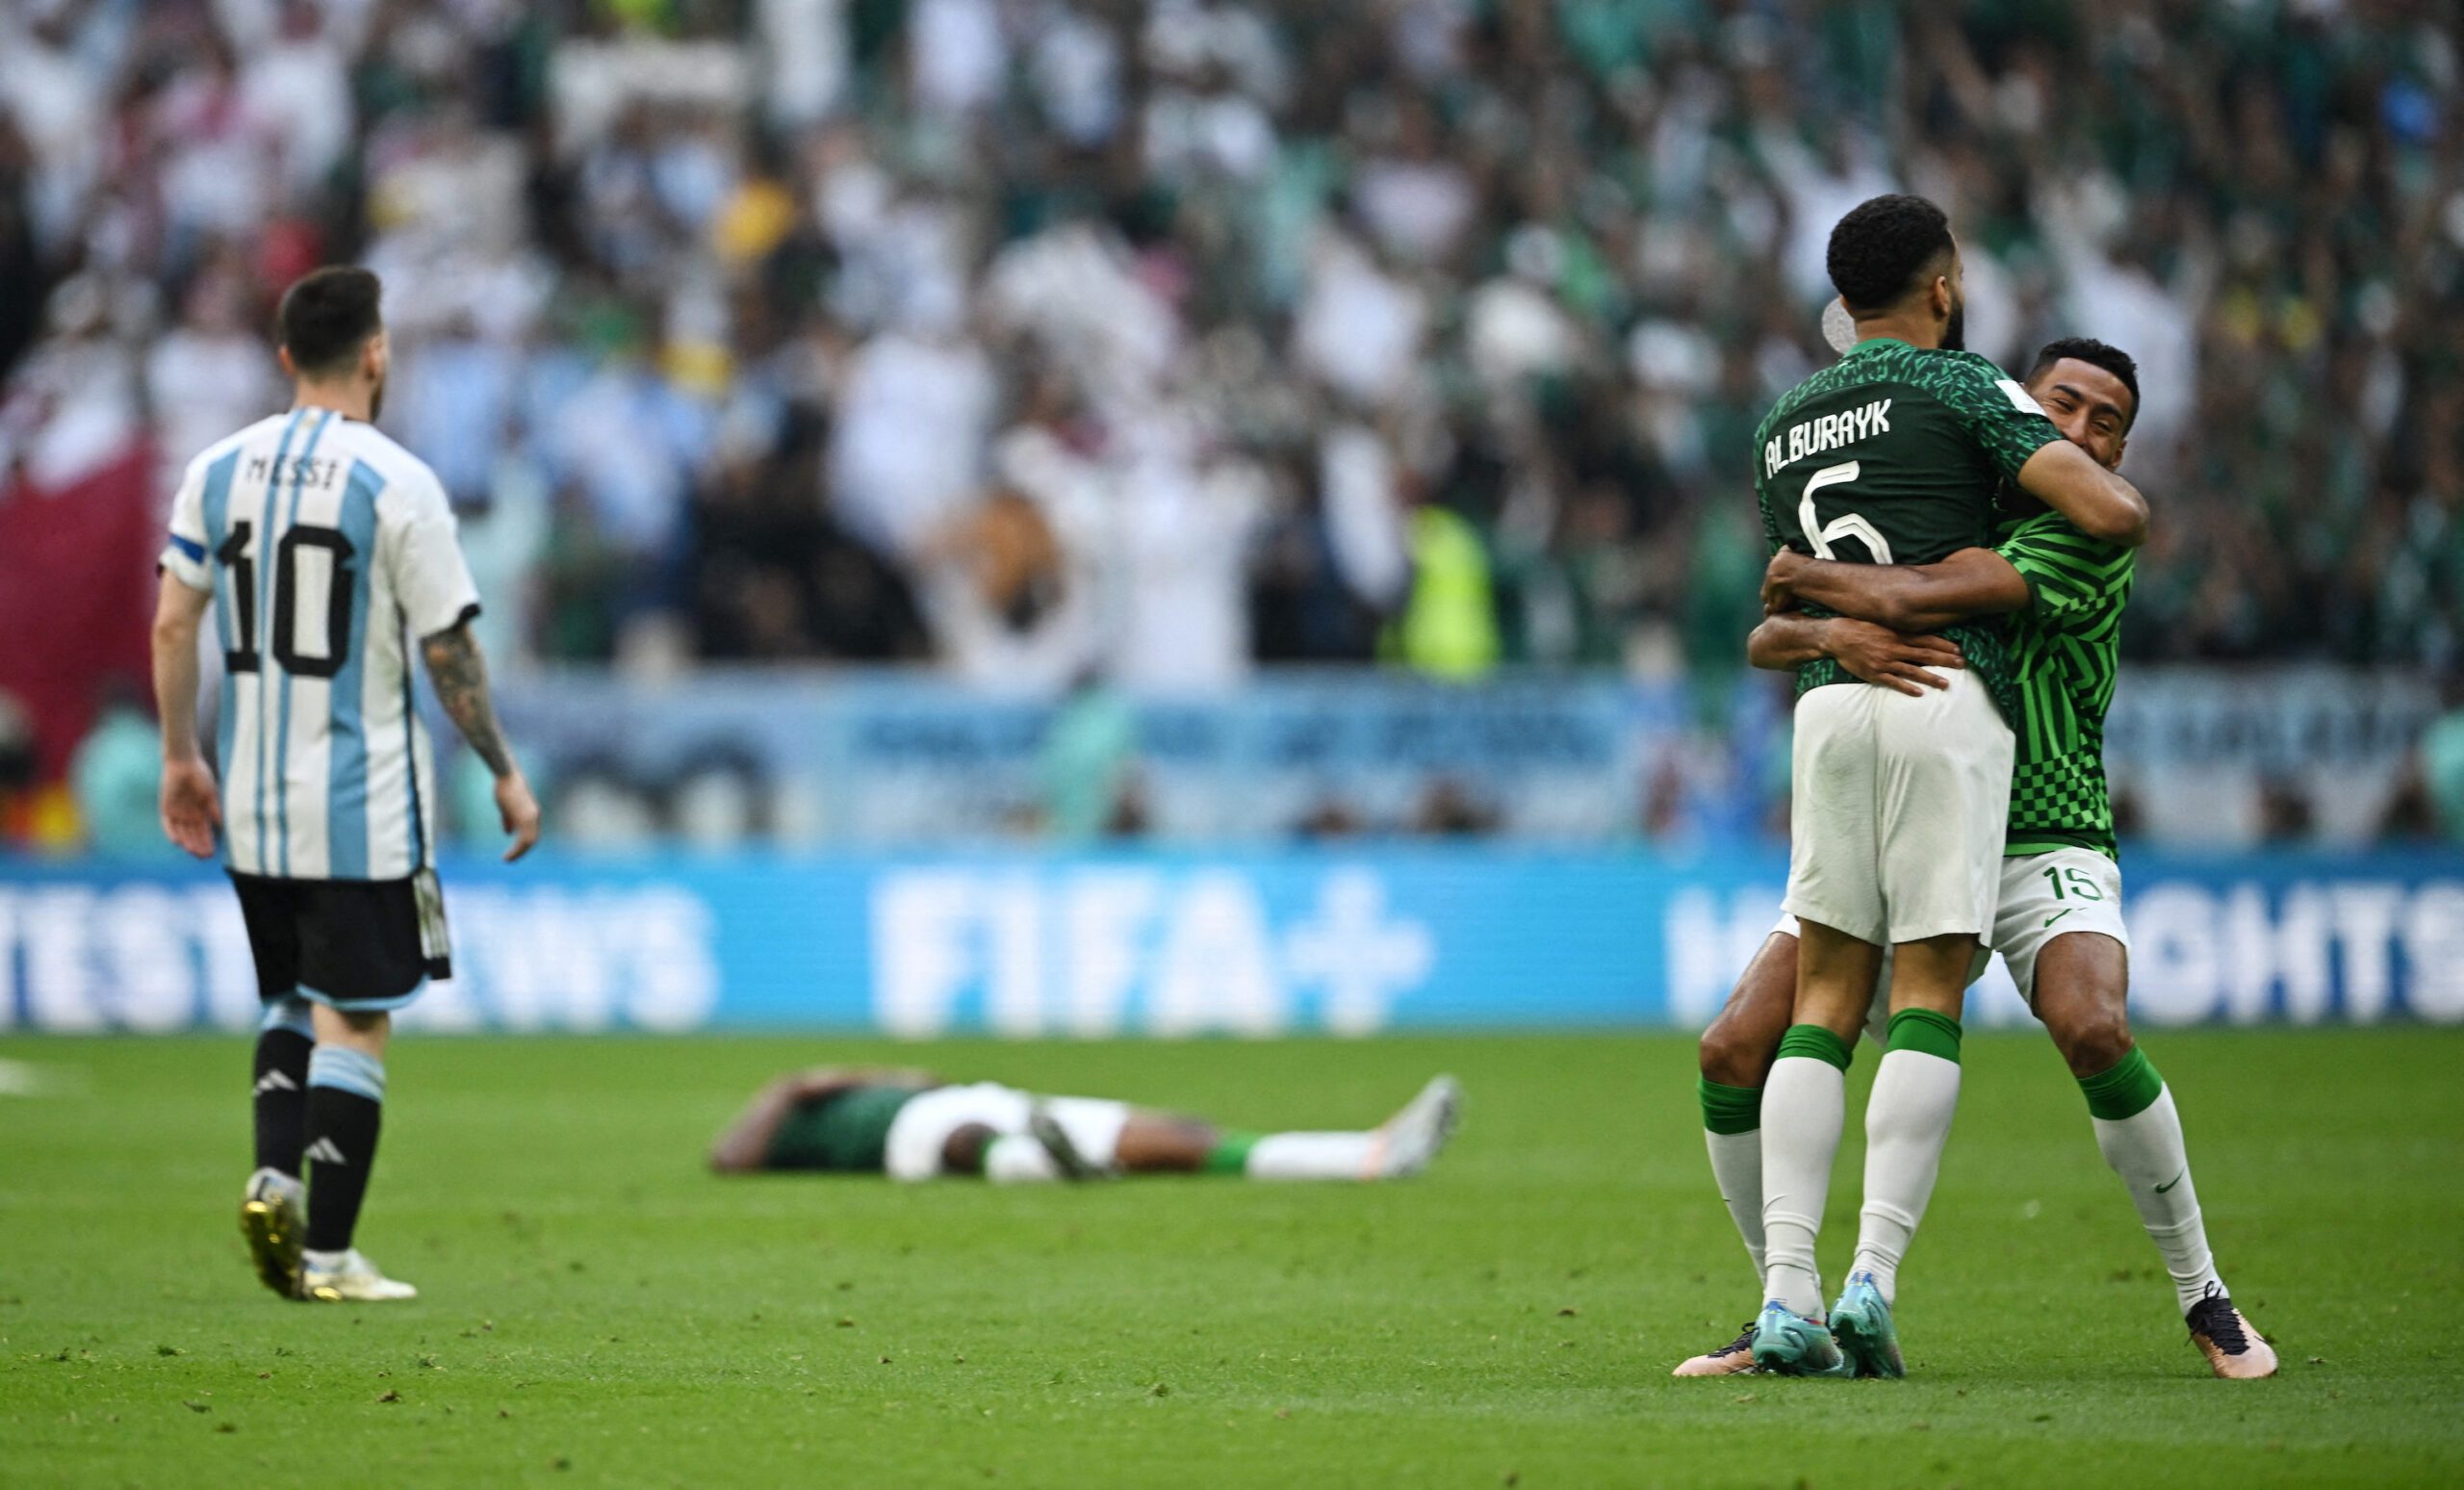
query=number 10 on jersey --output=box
[215,520,359,680]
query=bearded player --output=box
[154,267,542,1301]
[1674,337,2273,1380]
[1744,196,2152,1378]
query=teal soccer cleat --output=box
[1750,1300,1853,1377]
[1829,1272,1906,1378]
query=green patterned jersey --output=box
[762,1084,926,1171]
[1994,510,2136,860]
[1754,337,2064,725]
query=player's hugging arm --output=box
[421,622,543,861]
[2015,438,2150,548]
[1746,614,1966,698]
[1744,615,1835,671]
[1762,547,2030,633]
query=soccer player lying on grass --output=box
[1675,338,2275,1380]
[710,1068,1462,1183]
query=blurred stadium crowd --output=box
[2,0,2462,848]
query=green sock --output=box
[1885,1007,1963,1063]
[2077,1046,2165,1120]
[1853,1009,1966,1304]
[1698,1077,1763,1136]
[1700,1077,1768,1277]
[1202,1132,1263,1175]
[1774,1023,1854,1070]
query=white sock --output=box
[1704,1128,1767,1281]
[2092,1087,2226,1314]
[1245,1131,1378,1181]
[247,1167,303,1204]
[302,1247,353,1272]
[984,1136,1062,1183]
[1759,1055,1847,1317]
[1851,1048,1964,1305]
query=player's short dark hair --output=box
[2027,337,2141,430]
[275,267,383,377]
[1826,194,1955,314]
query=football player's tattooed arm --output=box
[422,621,516,776]
[1747,615,1964,698]
[152,575,221,858]
[1763,547,2030,633]
[2015,438,2149,547]
[421,620,543,861]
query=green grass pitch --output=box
[4,1030,2461,1488]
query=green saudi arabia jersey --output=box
[1754,337,2064,724]
[1993,509,2136,860]
[762,1085,927,1172]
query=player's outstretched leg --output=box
[241,998,315,1297]
[298,1012,415,1302]
[1223,1074,1463,1180]
[1097,1075,1464,1181]
[973,1077,1463,1183]
[2033,938,2274,1377]
[2089,1054,2276,1378]
[2086,1054,2276,1376]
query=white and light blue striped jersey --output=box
[161,408,480,882]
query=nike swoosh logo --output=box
[2155,1169,2186,1195]
[2043,908,2075,928]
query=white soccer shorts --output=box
[881,1083,1132,1182]
[1982,846,2129,1004]
[1782,668,2015,946]
[1774,846,2130,1020]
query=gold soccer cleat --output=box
[1672,1323,1760,1377]
[2186,1285,2278,1379]
[239,1177,305,1298]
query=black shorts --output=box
[228,870,452,1014]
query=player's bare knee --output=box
[2049,1000,2133,1078]
[1698,1021,1772,1089]
[2038,979,2133,1076]
[2036,935,2133,1077]
[1700,934,1796,1085]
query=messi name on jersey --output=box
[244,451,346,493]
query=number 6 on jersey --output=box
[1798,461,1895,565]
